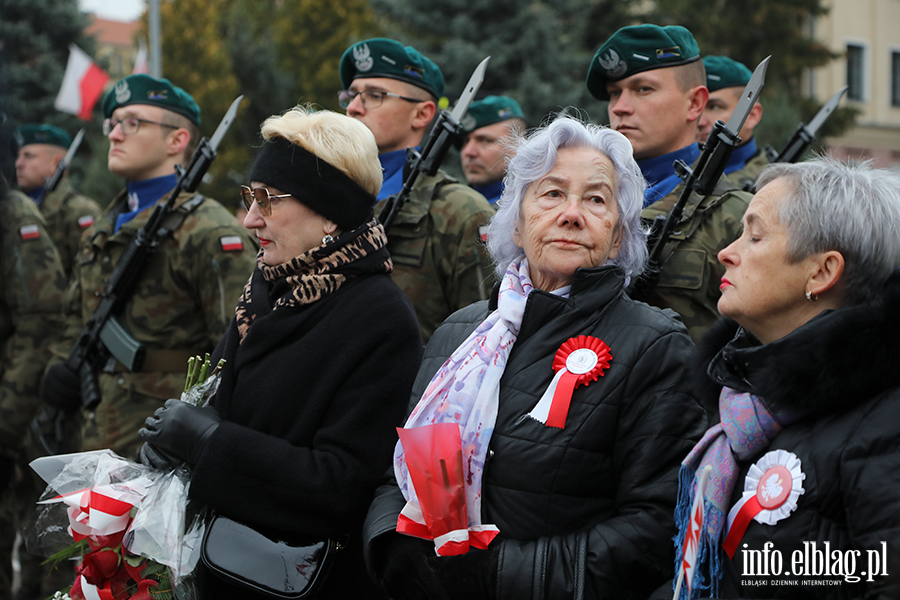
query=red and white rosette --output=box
[723,449,805,558]
[527,335,612,429]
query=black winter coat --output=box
[189,269,423,599]
[693,271,900,599]
[364,266,707,600]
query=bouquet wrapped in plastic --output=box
[26,355,224,600]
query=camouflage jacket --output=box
[58,189,256,456]
[378,169,495,342]
[0,188,67,458]
[640,174,752,342]
[38,178,103,278]
[729,148,770,193]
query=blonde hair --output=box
[260,106,383,196]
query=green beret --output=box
[101,74,201,126]
[461,96,526,133]
[13,124,72,151]
[586,24,700,101]
[703,55,753,92]
[340,38,445,99]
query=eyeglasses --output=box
[337,89,425,109]
[103,117,179,136]
[240,185,292,217]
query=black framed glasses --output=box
[102,117,179,136]
[337,89,425,109]
[240,185,292,217]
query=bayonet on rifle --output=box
[766,86,848,164]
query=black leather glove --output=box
[138,442,183,471]
[430,547,497,600]
[41,362,82,414]
[374,533,449,600]
[0,456,15,495]
[138,399,221,466]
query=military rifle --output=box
[36,128,85,205]
[630,57,770,302]
[33,96,243,454]
[764,85,848,164]
[379,57,490,230]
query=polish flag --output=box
[54,44,110,121]
[132,39,149,74]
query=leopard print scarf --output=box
[234,218,391,343]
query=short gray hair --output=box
[486,115,648,280]
[757,157,900,305]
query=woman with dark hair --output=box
[672,158,900,599]
[138,106,422,599]
[363,115,706,600]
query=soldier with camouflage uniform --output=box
[587,24,753,341]
[338,38,495,341]
[40,74,256,459]
[13,124,102,277]
[697,56,769,192]
[0,168,67,599]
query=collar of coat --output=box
[697,269,900,416]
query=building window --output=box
[847,44,865,102]
[892,52,900,107]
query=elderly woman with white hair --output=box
[362,115,707,600]
[671,158,900,599]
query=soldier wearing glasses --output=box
[39,74,255,458]
[338,38,495,342]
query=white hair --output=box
[486,115,648,280]
[757,157,900,305]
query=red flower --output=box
[79,548,120,584]
[70,574,85,600]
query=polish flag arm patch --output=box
[78,215,95,228]
[20,224,41,240]
[220,235,243,252]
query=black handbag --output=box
[200,514,341,599]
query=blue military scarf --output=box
[473,180,504,205]
[723,138,758,175]
[378,148,414,200]
[638,144,700,207]
[115,173,178,233]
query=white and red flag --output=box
[54,44,110,121]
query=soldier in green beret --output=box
[38,74,256,458]
[587,24,752,340]
[0,105,69,600]
[13,123,102,278]
[459,95,526,205]
[698,55,768,191]
[338,38,495,341]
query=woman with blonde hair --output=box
[139,106,422,599]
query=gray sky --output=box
[80,0,143,21]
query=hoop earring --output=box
[805,290,818,302]
[322,234,334,245]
